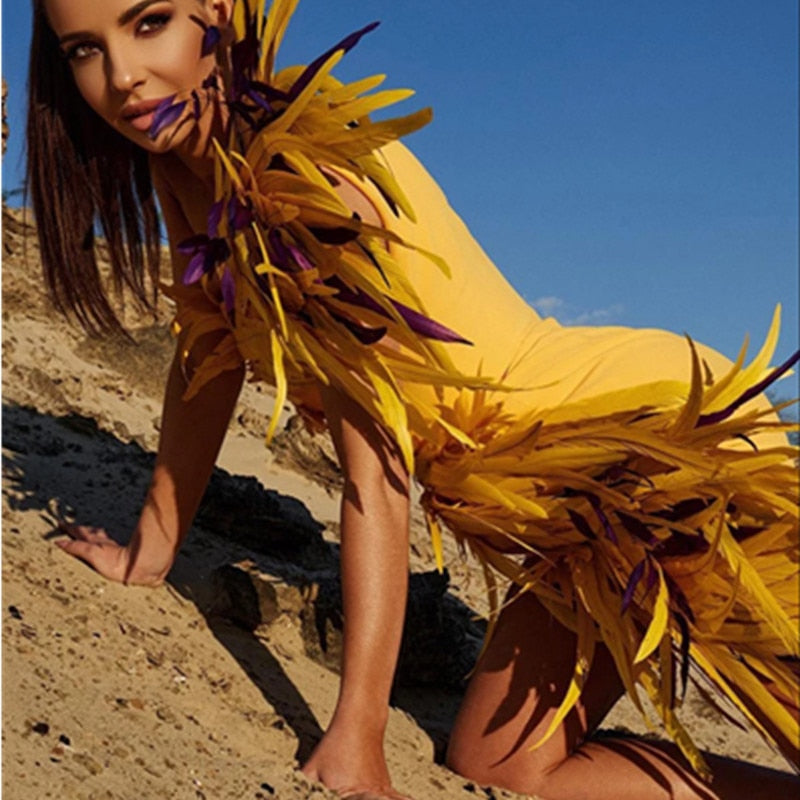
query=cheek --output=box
[146,27,213,89]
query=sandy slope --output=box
[2,206,792,799]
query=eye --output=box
[137,12,171,35]
[63,41,101,62]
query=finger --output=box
[58,522,111,543]
[56,537,101,565]
[55,539,124,581]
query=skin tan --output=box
[43,2,799,799]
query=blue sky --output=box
[3,0,798,367]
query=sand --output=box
[2,205,793,799]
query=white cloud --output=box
[530,296,565,315]
[565,303,625,326]
[529,296,624,327]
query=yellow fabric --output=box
[372,141,783,430]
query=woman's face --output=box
[44,0,227,153]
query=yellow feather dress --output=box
[168,0,799,778]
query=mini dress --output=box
[166,0,799,777]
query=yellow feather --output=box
[269,51,345,133]
[211,139,245,191]
[426,511,445,574]
[324,88,416,124]
[718,527,798,655]
[699,334,750,409]
[634,563,670,664]
[327,74,387,103]
[703,305,782,412]
[669,338,705,437]
[364,359,415,474]
[265,329,288,446]
[259,0,300,78]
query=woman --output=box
[28,1,799,798]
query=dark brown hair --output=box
[26,1,162,335]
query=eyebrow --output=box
[58,0,167,45]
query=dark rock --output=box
[208,561,308,631]
[300,573,343,673]
[271,414,342,493]
[298,568,484,687]
[207,561,483,687]
[196,469,331,568]
[398,570,485,687]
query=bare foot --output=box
[301,721,412,799]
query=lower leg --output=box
[301,387,411,796]
[446,590,799,800]
[530,737,797,800]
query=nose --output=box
[105,43,145,94]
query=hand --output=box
[55,522,174,587]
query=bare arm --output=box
[302,384,412,797]
[58,171,244,585]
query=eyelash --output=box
[64,12,172,62]
[63,40,100,62]
[137,12,172,35]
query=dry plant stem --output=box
[302,385,411,796]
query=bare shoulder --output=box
[322,166,384,230]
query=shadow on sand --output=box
[2,401,482,762]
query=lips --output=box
[121,97,172,133]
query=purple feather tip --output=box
[391,299,472,344]
[583,491,618,544]
[697,348,800,428]
[201,25,222,57]
[207,200,224,238]
[182,252,209,285]
[288,244,314,271]
[227,197,253,232]
[327,275,470,344]
[148,97,186,139]
[621,560,646,614]
[221,269,235,313]
[246,88,274,114]
[288,21,381,100]
[178,234,231,284]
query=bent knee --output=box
[445,733,556,795]
[444,742,498,789]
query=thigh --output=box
[446,584,624,788]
